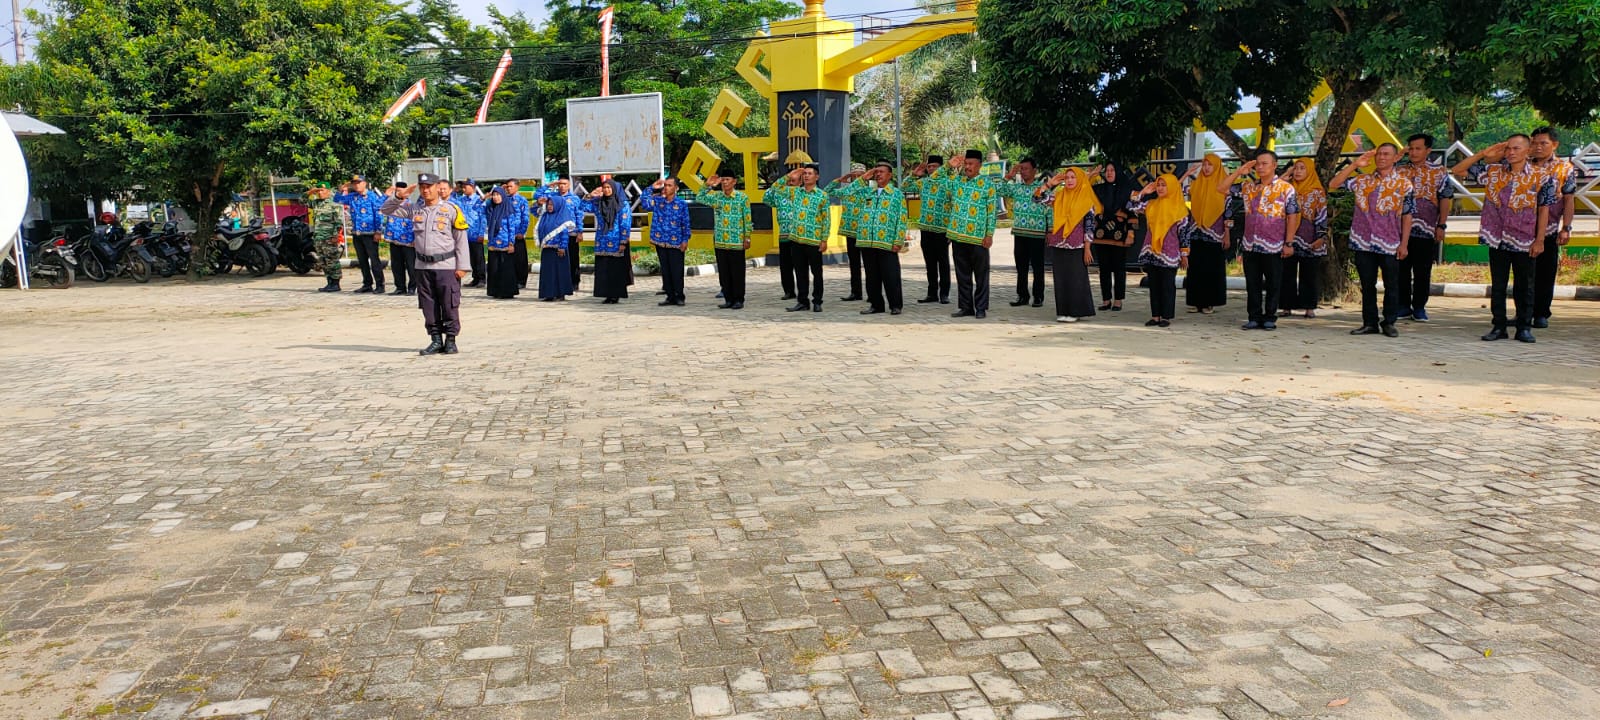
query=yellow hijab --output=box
[1144,174,1188,255]
[1188,154,1227,227]
[1290,157,1323,200]
[1051,168,1103,235]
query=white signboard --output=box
[396,157,450,185]
[566,93,664,177]
[450,119,545,183]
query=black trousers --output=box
[414,269,461,337]
[842,236,863,297]
[862,247,903,311]
[1094,244,1127,301]
[353,233,383,288]
[1488,246,1534,330]
[514,237,530,288]
[779,241,798,296]
[467,240,486,284]
[657,246,685,303]
[388,244,414,292]
[1145,264,1177,320]
[793,243,824,305]
[952,241,990,313]
[1242,250,1283,323]
[715,248,746,304]
[1013,234,1047,303]
[1280,254,1321,311]
[920,229,951,300]
[569,234,582,289]
[1353,250,1400,327]
[1398,234,1436,313]
[1534,238,1560,320]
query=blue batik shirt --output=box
[334,190,387,233]
[487,190,529,250]
[563,192,585,238]
[581,199,633,256]
[640,188,691,250]
[451,192,488,242]
[382,205,414,246]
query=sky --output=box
[453,0,917,28]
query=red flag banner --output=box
[476,50,513,124]
[599,6,614,97]
[381,78,427,124]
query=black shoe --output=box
[1110,304,1122,311]
[787,302,808,312]
[318,282,341,293]
[464,280,483,288]
[861,307,885,315]
[890,308,902,315]
[917,296,939,304]
[939,298,951,304]
[716,291,725,298]
[1515,329,1536,343]
[373,286,385,295]
[1481,327,1509,341]
[812,302,822,312]
[1262,320,1276,331]
[1031,301,1043,308]
[975,311,986,319]
[443,335,459,354]
[354,286,373,294]
[1381,324,1398,338]
[951,309,974,318]
[1145,319,1161,326]
[1241,321,1262,330]
[1532,317,1549,329]
[730,302,744,309]
[841,294,863,302]
[419,334,445,356]
[405,289,416,296]
[1010,298,1028,307]
[1158,320,1171,328]
[1350,326,1380,335]
[656,290,668,295]
[388,287,406,296]
[782,293,797,300]
[1099,302,1113,311]
[718,302,733,309]
[659,300,676,306]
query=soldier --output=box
[305,181,343,292]
[381,173,470,355]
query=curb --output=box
[1179,275,1600,301]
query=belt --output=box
[414,249,457,263]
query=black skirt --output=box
[486,249,519,299]
[1050,247,1097,318]
[1185,239,1229,308]
[593,255,630,299]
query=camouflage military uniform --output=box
[308,197,343,282]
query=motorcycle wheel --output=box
[126,253,152,283]
[1,262,15,288]
[211,247,232,275]
[38,256,75,289]
[241,243,273,277]
[154,255,176,277]
[286,253,313,276]
[81,251,109,282]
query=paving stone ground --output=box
[3,235,1600,720]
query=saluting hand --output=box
[1353,150,1376,169]
[1482,142,1508,162]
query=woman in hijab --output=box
[1182,154,1231,313]
[1281,158,1328,318]
[534,192,576,301]
[483,180,525,300]
[583,179,633,304]
[1128,174,1193,327]
[1091,161,1142,311]
[1034,167,1103,322]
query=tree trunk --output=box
[184,163,230,281]
[1314,75,1381,300]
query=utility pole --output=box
[11,0,23,64]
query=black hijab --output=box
[593,179,625,236]
[485,186,512,238]
[1093,161,1141,215]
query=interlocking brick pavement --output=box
[2,243,1599,719]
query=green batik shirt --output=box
[766,177,830,246]
[943,173,999,244]
[903,167,953,231]
[694,188,754,250]
[1001,178,1050,238]
[825,179,865,238]
[833,180,908,251]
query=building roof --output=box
[3,111,67,137]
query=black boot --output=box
[420,334,445,356]
[443,335,459,354]
[318,281,341,293]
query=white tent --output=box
[3,112,59,286]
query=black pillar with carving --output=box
[777,90,850,181]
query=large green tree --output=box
[4,0,410,277]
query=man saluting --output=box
[381,173,471,355]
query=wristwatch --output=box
[1564,224,1575,233]
[1435,223,1447,231]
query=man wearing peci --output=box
[945,150,1000,319]
[698,172,753,310]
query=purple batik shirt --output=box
[1233,177,1298,253]
[1469,161,1557,253]
[1398,162,1454,240]
[1344,170,1416,256]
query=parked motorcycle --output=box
[78,213,156,283]
[140,221,192,277]
[211,218,277,277]
[1,234,76,289]
[271,215,317,275]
